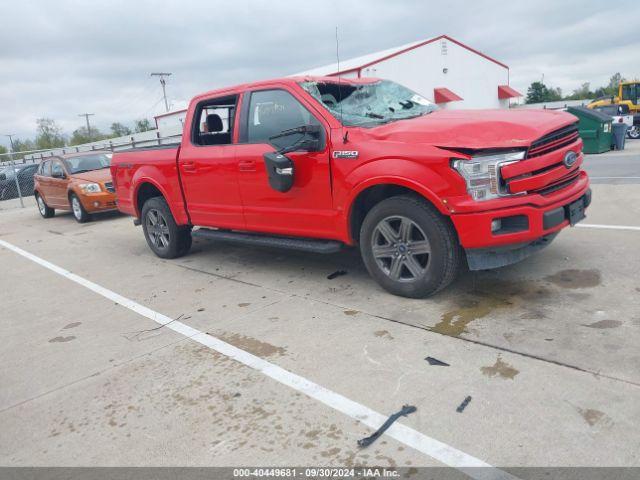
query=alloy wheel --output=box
[38,196,46,215]
[146,208,171,249]
[72,197,82,220]
[371,215,431,282]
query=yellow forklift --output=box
[588,81,640,138]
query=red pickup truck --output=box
[111,76,590,298]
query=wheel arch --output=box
[132,177,187,225]
[346,178,452,245]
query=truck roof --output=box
[192,75,380,103]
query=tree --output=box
[526,82,550,104]
[134,119,154,133]
[110,122,132,137]
[35,118,66,149]
[69,126,108,146]
[605,73,624,96]
[4,138,35,160]
[0,145,7,156]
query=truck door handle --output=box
[182,161,196,172]
[239,160,256,172]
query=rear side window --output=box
[51,161,64,178]
[41,160,51,177]
[192,95,237,146]
[246,89,320,149]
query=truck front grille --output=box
[527,123,579,158]
[499,123,582,195]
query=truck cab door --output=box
[177,94,245,229]
[235,88,335,238]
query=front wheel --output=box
[359,195,462,298]
[627,126,640,139]
[141,196,192,259]
[36,193,55,218]
[70,194,91,223]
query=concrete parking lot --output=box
[1,153,639,474]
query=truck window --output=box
[247,89,320,149]
[193,95,237,146]
[621,84,638,104]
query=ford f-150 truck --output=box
[111,76,591,298]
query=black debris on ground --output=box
[425,356,450,366]
[357,405,417,448]
[327,270,348,280]
[456,396,472,413]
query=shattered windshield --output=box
[300,79,437,127]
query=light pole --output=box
[151,72,172,112]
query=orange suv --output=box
[34,151,117,223]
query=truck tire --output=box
[35,192,55,218]
[70,193,91,223]
[359,195,461,298]
[141,196,192,259]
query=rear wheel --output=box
[628,126,640,139]
[141,196,192,259]
[36,193,54,218]
[359,195,462,298]
[70,194,91,223]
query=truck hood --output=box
[70,168,112,183]
[366,108,578,150]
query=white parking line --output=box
[577,223,640,231]
[0,239,516,480]
[589,177,640,179]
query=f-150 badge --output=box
[333,151,359,159]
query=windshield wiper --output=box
[365,112,385,119]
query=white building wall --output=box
[360,38,510,109]
[155,110,188,137]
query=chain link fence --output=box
[0,128,183,211]
[0,159,39,210]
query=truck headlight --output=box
[79,183,102,193]
[451,150,525,201]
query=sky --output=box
[1,0,639,148]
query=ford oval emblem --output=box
[564,151,578,168]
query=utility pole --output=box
[78,113,95,136]
[151,72,172,112]
[5,134,16,159]
[4,134,23,207]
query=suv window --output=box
[193,95,237,146]
[51,161,64,178]
[247,89,320,149]
[41,160,52,177]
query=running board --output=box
[192,228,343,254]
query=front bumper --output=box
[78,191,118,213]
[450,171,590,249]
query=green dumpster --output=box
[566,106,612,154]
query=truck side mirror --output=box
[263,152,294,193]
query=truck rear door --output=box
[177,94,244,229]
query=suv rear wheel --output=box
[36,193,55,218]
[359,195,461,298]
[141,196,192,258]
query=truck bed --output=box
[111,145,189,224]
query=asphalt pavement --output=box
[583,139,640,184]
